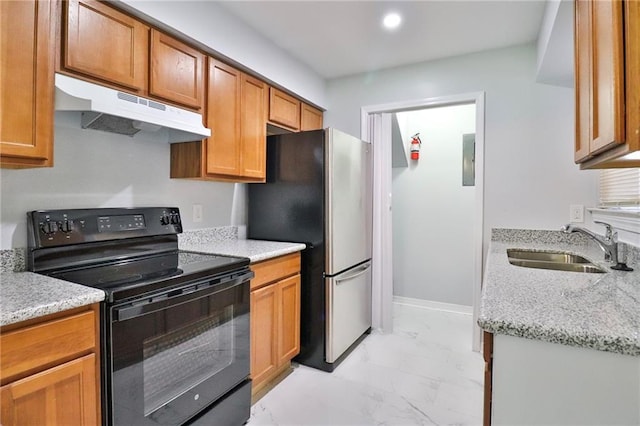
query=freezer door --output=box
[325,129,372,275]
[326,261,372,363]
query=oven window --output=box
[143,306,234,415]
[109,278,250,426]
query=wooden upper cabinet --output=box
[574,0,640,168]
[63,0,149,92]
[269,88,301,131]
[0,0,56,168]
[206,59,242,176]
[171,59,266,182]
[300,103,324,131]
[150,29,205,110]
[241,74,268,179]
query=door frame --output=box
[361,92,485,351]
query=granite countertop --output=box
[478,229,640,356]
[0,272,105,327]
[179,239,306,263]
[0,227,303,328]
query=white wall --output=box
[324,43,599,254]
[119,0,326,108]
[392,105,476,305]
[0,115,243,249]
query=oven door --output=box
[107,269,251,426]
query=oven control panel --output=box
[27,207,182,248]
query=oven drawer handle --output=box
[114,270,253,321]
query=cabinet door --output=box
[0,0,55,168]
[269,88,301,131]
[574,0,592,161]
[64,0,148,92]
[206,59,241,176]
[240,74,267,180]
[300,103,324,131]
[250,284,278,387]
[625,0,640,153]
[150,29,204,110]
[482,332,493,426]
[277,275,301,365]
[0,354,98,426]
[574,0,625,162]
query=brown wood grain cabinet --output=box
[269,88,301,131]
[63,0,149,92]
[63,2,205,111]
[205,59,242,176]
[483,331,493,426]
[300,103,324,131]
[250,283,279,387]
[250,253,301,398]
[149,29,205,110]
[0,305,101,426]
[170,58,267,181]
[574,0,640,168]
[239,74,268,179]
[0,0,56,168]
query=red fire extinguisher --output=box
[410,133,422,160]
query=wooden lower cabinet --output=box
[250,253,301,397]
[250,283,279,386]
[1,354,97,425]
[483,331,493,426]
[0,304,100,426]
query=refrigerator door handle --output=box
[335,261,371,284]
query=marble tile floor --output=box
[248,302,484,425]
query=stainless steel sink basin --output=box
[507,249,607,273]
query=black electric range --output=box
[27,207,253,426]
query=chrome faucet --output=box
[561,221,632,271]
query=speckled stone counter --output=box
[0,226,301,327]
[179,239,305,263]
[478,229,640,356]
[1,272,105,327]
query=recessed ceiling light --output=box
[382,12,402,30]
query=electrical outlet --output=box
[193,204,203,223]
[569,204,584,223]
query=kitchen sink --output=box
[507,249,607,274]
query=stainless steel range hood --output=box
[54,73,211,143]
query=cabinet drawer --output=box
[251,252,301,291]
[1,310,96,384]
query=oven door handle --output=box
[114,270,253,321]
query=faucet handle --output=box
[594,221,615,241]
[594,221,618,244]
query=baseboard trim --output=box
[393,296,473,315]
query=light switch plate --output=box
[569,204,584,223]
[193,204,203,223]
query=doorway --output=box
[361,92,485,351]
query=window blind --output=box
[599,168,640,206]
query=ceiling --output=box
[218,1,548,79]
